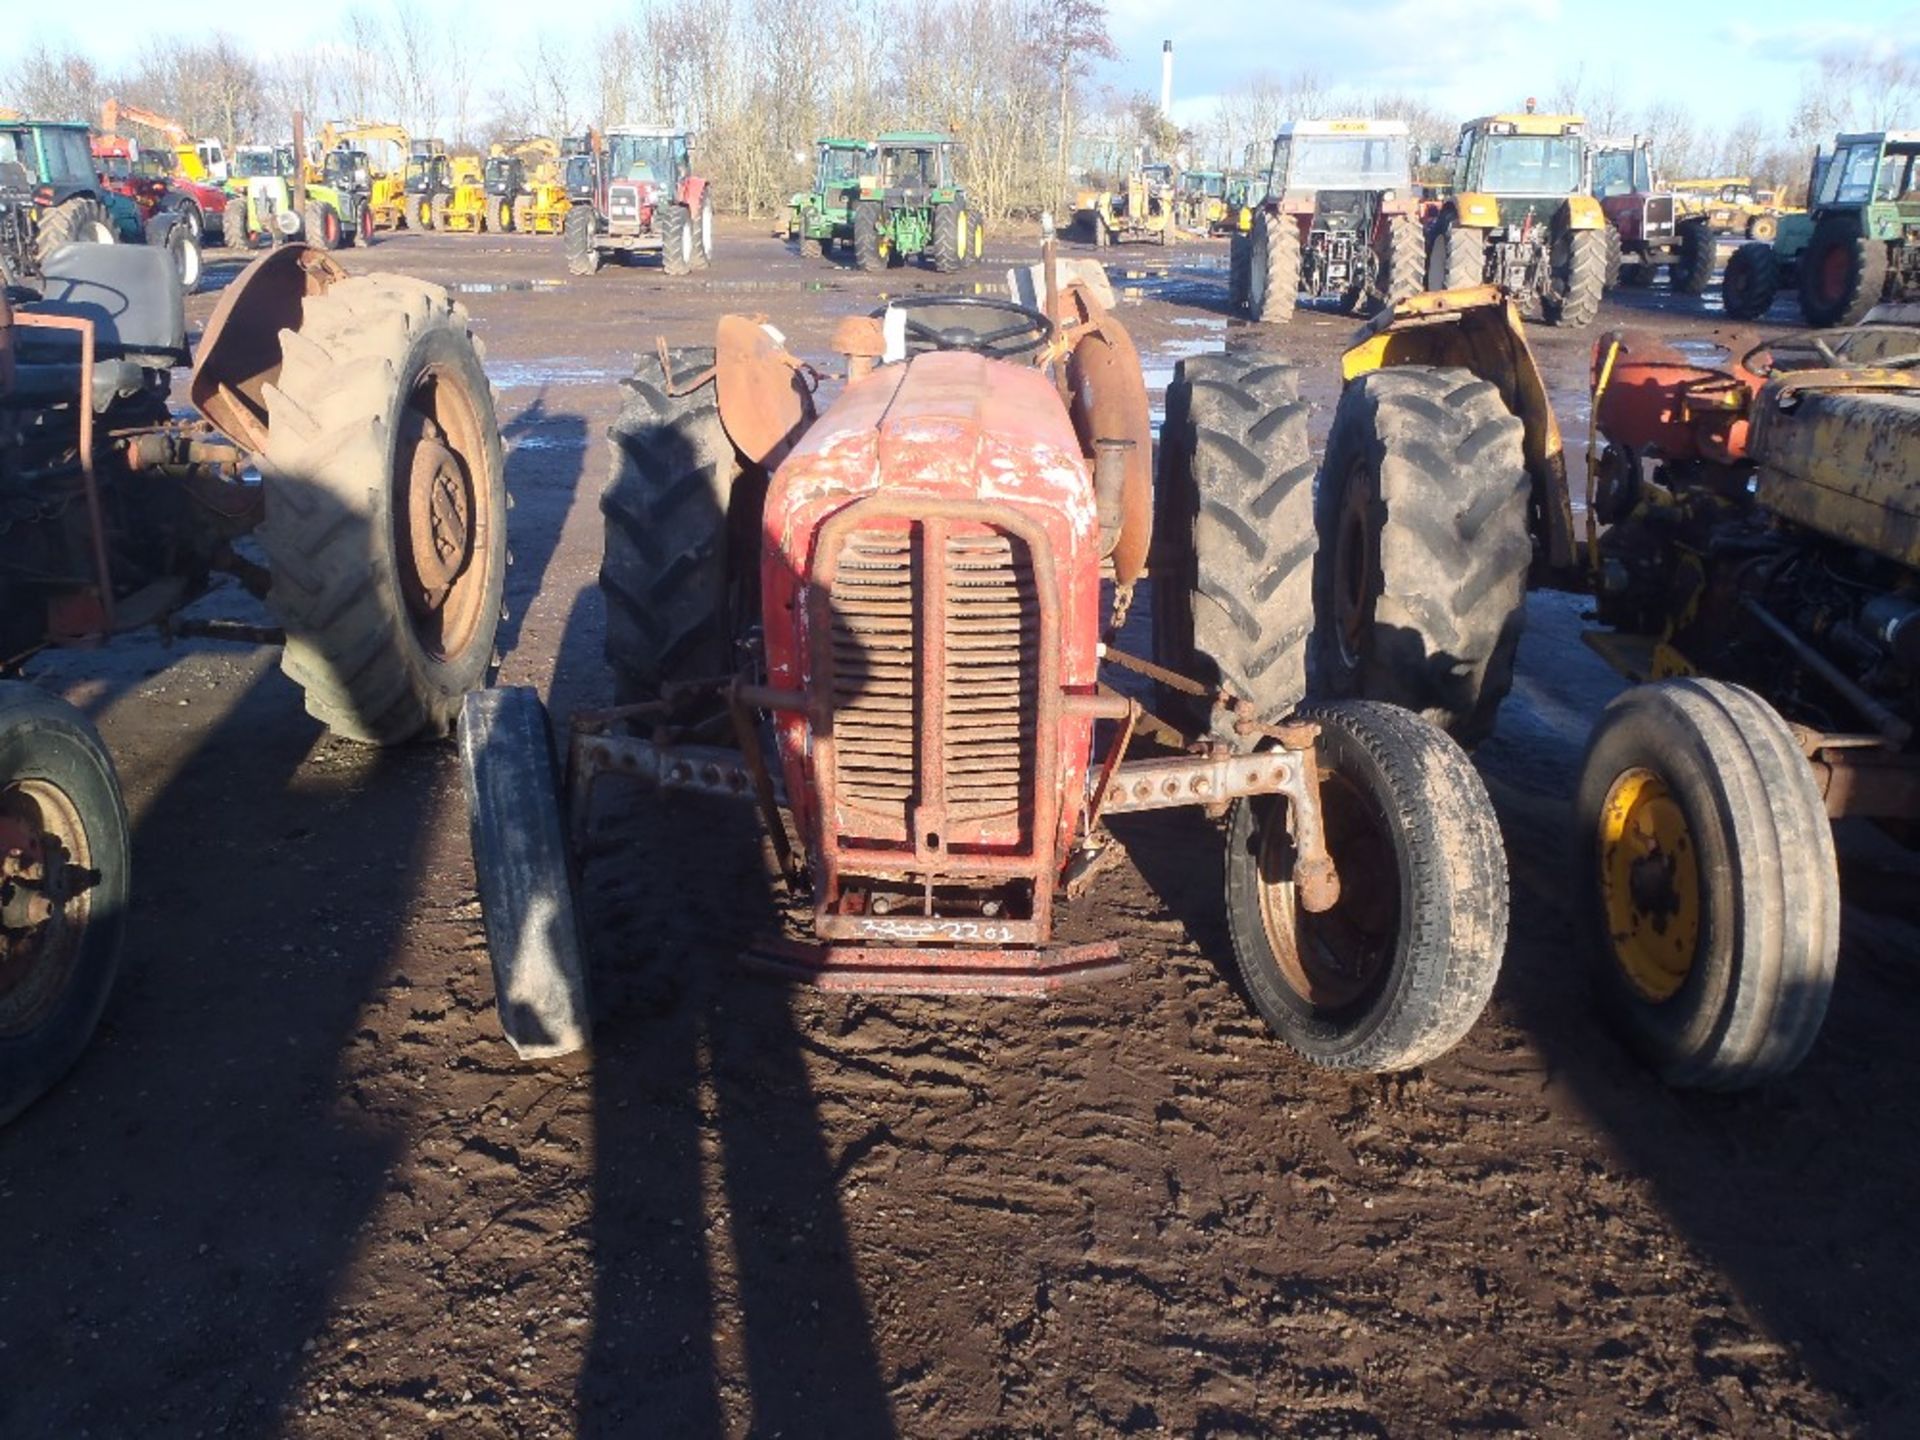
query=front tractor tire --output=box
[1367,211,1423,312]
[1313,366,1531,747]
[1225,700,1508,1072]
[1576,679,1838,1090]
[145,214,202,294]
[691,194,713,269]
[1674,218,1716,296]
[562,206,601,276]
[1153,353,1316,731]
[1546,223,1608,327]
[1720,240,1779,319]
[404,194,426,231]
[0,683,131,1126]
[661,202,694,275]
[256,275,508,744]
[1247,213,1301,323]
[1798,218,1888,328]
[853,201,885,272]
[601,348,745,701]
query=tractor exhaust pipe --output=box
[1094,437,1134,559]
[1160,41,1174,117]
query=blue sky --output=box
[8,0,1917,136]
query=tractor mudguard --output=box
[188,243,347,454]
[1451,193,1501,228]
[1562,194,1606,230]
[714,313,817,467]
[1342,284,1577,574]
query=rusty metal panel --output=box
[1753,385,1920,569]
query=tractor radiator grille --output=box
[827,527,1037,829]
[1646,196,1676,231]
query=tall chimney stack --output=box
[1161,40,1174,117]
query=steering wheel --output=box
[872,294,1055,359]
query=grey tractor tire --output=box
[1313,366,1530,747]
[404,194,426,231]
[172,199,205,245]
[1228,231,1252,310]
[34,196,113,268]
[931,201,961,273]
[1248,213,1301,323]
[0,682,131,1126]
[1798,217,1888,328]
[798,229,824,260]
[691,195,713,269]
[1152,352,1315,733]
[1367,211,1423,312]
[601,347,744,702]
[145,213,201,294]
[853,201,884,272]
[1546,225,1608,327]
[1603,224,1623,289]
[512,197,534,233]
[563,205,600,275]
[429,193,449,232]
[255,275,508,743]
[1427,218,1487,291]
[1720,241,1779,320]
[1674,219,1716,296]
[1225,700,1508,1072]
[661,202,694,275]
[1576,678,1838,1090]
[458,686,590,1060]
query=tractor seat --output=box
[3,355,157,412]
[20,242,189,371]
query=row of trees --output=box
[5,15,1913,213]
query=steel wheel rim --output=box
[1255,769,1399,1013]
[1817,245,1849,307]
[1598,767,1700,1002]
[394,363,492,662]
[0,778,96,1038]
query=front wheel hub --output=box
[406,432,474,607]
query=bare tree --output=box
[1029,0,1118,208]
[3,42,104,124]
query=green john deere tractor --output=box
[788,137,869,260]
[1722,132,1920,325]
[849,131,983,274]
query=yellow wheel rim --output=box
[1598,768,1701,1002]
[879,236,892,260]
[973,221,984,259]
[957,212,970,254]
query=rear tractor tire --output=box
[1368,211,1423,312]
[601,347,745,703]
[931,202,961,274]
[1427,217,1487,291]
[691,195,713,270]
[1798,217,1888,328]
[1152,352,1316,732]
[1577,678,1837,1090]
[145,214,201,294]
[661,202,694,276]
[1247,212,1301,323]
[404,194,426,231]
[853,201,885,273]
[33,196,114,269]
[1546,223,1608,327]
[429,193,450,232]
[512,197,534,233]
[0,683,131,1125]
[1312,366,1531,747]
[255,275,508,744]
[1225,700,1508,1072]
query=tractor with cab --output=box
[561,126,713,276]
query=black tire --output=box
[429,193,449,232]
[1247,213,1301,323]
[1427,217,1486,291]
[145,214,201,294]
[601,347,743,701]
[1603,224,1623,289]
[172,199,205,245]
[0,682,131,1126]
[1546,223,1607,327]
[1368,212,1423,311]
[404,194,426,231]
[1798,217,1888,328]
[798,229,824,259]
[256,275,508,743]
[563,205,601,275]
[660,202,693,275]
[513,197,534,233]
[1576,679,1838,1090]
[1227,231,1252,310]
[1225,700,1508,1072]
[1152,352,1315,731]
[691,194,713,269]
[33,196,114,268]
[458,687,590,1059]
[353,205,375,247]
[1674,219,1715,296]
[930,201,961,273]
[853,201,884,272]
[1313,366,1530,747]
[1720,241,1779,320]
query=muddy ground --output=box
[4,218,1919,1439]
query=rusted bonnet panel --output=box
[189,244,347,454]
[1591,327,1766,464]
[1754,383,1920,568]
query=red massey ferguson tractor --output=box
[560,126,713,277]
[460,255,1511,1073]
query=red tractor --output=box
[1591,138,1714,295]
[461,256,1510,1073]
[560,125,713,277]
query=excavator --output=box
[317,121,411,231]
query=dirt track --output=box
[4,218,1919,1438]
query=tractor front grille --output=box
[1646,195,1676,233]
[826,525,1038,837]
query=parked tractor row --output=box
[786,132,984,272]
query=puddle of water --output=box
[449,278,568,295]
[508,431,590,452]
[487,360,627,391]
[1669,337,1732,365]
